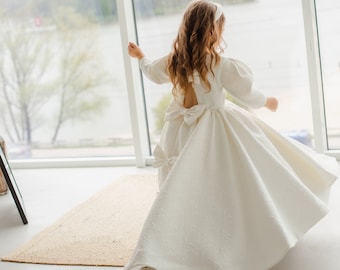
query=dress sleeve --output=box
[139,56,170,84]
[221,58,266,109]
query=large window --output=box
[0,0,338,166]
[0,0,135,160]
[315,0,340,149]
[134,0,314,149]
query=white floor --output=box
[0,166,156,270]
[0,165,339,270]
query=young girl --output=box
[125,1,338,269]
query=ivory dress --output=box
[123,55,339,270]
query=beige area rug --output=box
[2,174,158,266]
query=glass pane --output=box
[315,0,340,149]
[133,0,314,149]
[0,1,134,159]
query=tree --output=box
[0,6,109,145]
[50,6,108,143]
[0,20,54,144]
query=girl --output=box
[125,1,338,269]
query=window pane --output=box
[315,0,340,149]
[0,0,134,159]
[133,0,314,149]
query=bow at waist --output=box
[165,102,206,125]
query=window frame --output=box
[302,0,339,158]
[301,0,328,152]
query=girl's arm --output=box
[221,58,278,112]
[127,42,170,84]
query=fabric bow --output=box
[165,102,205,126]
[153,144,177,168]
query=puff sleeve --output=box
[221,58,266,109]
[139,56,170,84]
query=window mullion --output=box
[301,0,328,153]
[117,0,149,167]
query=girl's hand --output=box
[265,97,278,112]
[128,42,145,60]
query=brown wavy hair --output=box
[167,0,225,108]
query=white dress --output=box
[123,56,339,270]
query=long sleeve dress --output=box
[122,55,339,270]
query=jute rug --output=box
[2,174,158,266]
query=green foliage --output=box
[152,93,173,133]
[52,5,94,30]
[97,0,117,23]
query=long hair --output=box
[167,0,225,108]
